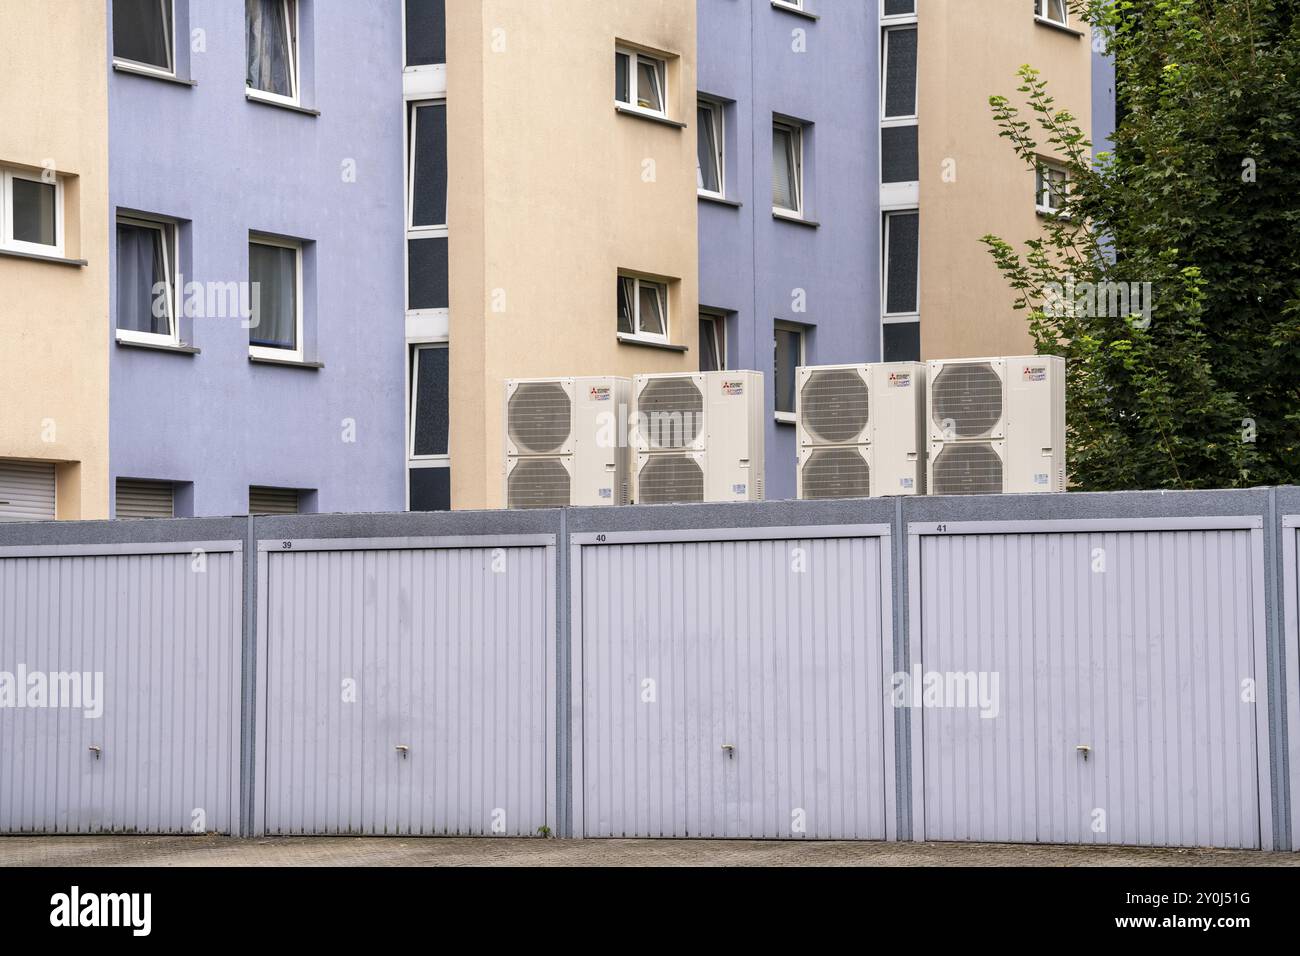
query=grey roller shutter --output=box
[115,479,175,519]
[250,486,300,515]
[0,460,56,522]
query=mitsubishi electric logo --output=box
[50,887,152,936]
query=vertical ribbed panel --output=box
[0,551,241,833]
[579,537,888,839]
[261,546,550,835]
[919,530,1261,849]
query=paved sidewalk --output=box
[1,836,1295,867]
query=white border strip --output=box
[571,524,892,547]
[256,534,555,553]
[0,540,242,559]
[908,516,1262,536]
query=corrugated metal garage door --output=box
[0,460,56,522]
[1284,517,1300,852]
[255,537,556,835]
[0,543,243,833]
[574,528,893,839]
[914,524,1268,849]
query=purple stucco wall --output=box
[107,0,405,517]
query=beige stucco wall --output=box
[448,0,699,510]
[918,0,1094,361]
[0,3,110,519]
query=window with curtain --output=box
[246,0,297,102]
[615,47,667,117]
[772,122,802,214]
[117,218,175,341]
[774,324,804,418]
[1036,0,1069,26]
[408,102,448,229]
[697,100,724,196]
[617,275,668,342]
[699,314,726,372]
[249,238,299,352]
[113,0,175,73]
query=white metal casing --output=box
[504,376,631,507]
[631,370,765,503]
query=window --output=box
[882,0,916,16]
[405,0,446,67]
[772,0,806,12]
[883,210,919,317]
[1036,0,1069,27]
[246,0,299,105]
[615,47,666,116]
[882,27,917,119]
[113,0,175,75]
[881,125,918,184]
[617,275,668,343]
[1037,161,1069,214]
[409,344,449,460]
[116,216,177,345]
[1,167,63,257]
[772,121,803,215]
[697,99,725,198]
[883,321,920,363]
[248,235,302,359]
[774,323,804,422]
[699,313,727,372]
[408,101,447,230]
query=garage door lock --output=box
[1076,745,1091,761]
[395,744,410,760]
[88,745,101,760]
[721,744,735,760]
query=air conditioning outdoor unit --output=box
[795,362,926,499]
[631,370,765,504]
[504,376,631,508]
[925,355,1065,495]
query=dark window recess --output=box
[412,347,449,457]
[884,0,916,15]
[405,0,446,66]
[114,0,174,71]
[884,322,921,363]
[408,237,449,310]
[774,327,802,415]
[410,467,451,511]
[411,103,447,226]
[881,125,919,183]
[885,212,920,314]
[884,27,917,118]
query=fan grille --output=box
[930,363,1003,438]
[931,443,1003,496]
[638,455,704,504]
[801,448,871,500]
[638,377,704,449]
[508,382,572,454]
[507,458,571,509]
[800,369,869,444]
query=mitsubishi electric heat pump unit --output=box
[631,370,765,504]
[795,362,927,499]
[925,355,1066,495]
[504,376,631,508]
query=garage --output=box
[253,536,556,836]
[572,527,894,840]
[911,521,1270,849]
[0,459,56,522]
[0,542,243,833]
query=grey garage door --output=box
[914,524,1268,849]
[574,528,893,839]
[0,543,243,833]
[255,537,556,836]
[0,460,56,522]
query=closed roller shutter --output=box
[0,460,56,522]
[250,486,300,515]
[115,479,175,519]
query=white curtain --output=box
[117,224,168,335]
[773,128,796,210]
[249,244,296,348]
[247,0,292,96]
[697,105,720,193]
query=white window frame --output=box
[1,167,65,258]
[407,99,448,233]
[772,0,806,12]
[615,46,668,119]
[772,120,804,217]
[880,0,917,21]
[882,209,920,323]
[115,215,179,346]
[697,98,726,199]
[408,342,450,463]
[881,25,918,122]
[699,311,727,372]
[248,234,304,362]
[246,0,300,108]
[1035,0,1070,28]
[773,321,805,424]
[113,0,177,78]
[1036,160,1070,215]
[617,274,670,346]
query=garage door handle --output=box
[721,744,735,759]
[88,746,101,760]
[1076,744,1091,761]
[395,744,410,759]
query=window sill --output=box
[245,92,321,117]
[617,335,689,353]
[248,354,324,370]
[614,104,687,129]
[771,1,819,21]
[1036,207,1072,220]
[1034,16,1085,38]
[700,193,743,208]
[775,413,797,425]
[0,248,86,268]
[112,61,197,87]
[116,337,200,355]
[773,210,821,228]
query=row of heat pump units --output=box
[503,356,1064,508]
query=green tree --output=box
[982,0,1300,490]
